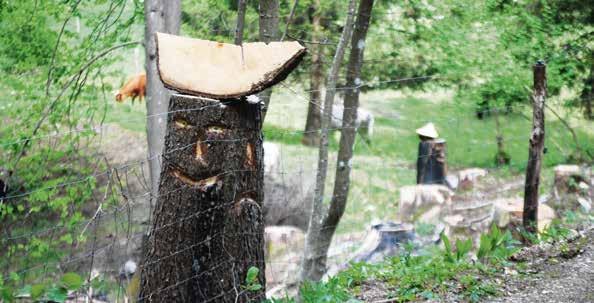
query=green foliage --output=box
[270,226,520,303]
[0,0,142,294]
[243,266,263,292]
[477,225,519,263]
[0,271,92,302]
[300,278,361,303]
[440,232,473,263]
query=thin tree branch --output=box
[235,0,247,45]
[12,41,141,170]
[280,0,299,41]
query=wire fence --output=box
[1,7,594,302]
[1,77,591,301]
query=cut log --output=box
[416,139,447,185]
[155,33,306,99]
[493,197,555,232]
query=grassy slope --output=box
[105,87,594,235]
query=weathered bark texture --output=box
[523,62,546,237]
[300,0,359,283]
[144,0,181,205]
[235,0,247,45]
[139,95,266,302]
[258,0,280,121]
[416,139,447,184]
[302,0,324,147]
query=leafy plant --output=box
[300,278,360,303]
[441,232,473,263]
[243,266,262,292]
[477,225,519,263]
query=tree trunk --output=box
[300,0,358,283]
[581,51,593,120]
[416,139,447,184]
[494,109,510,166]
[258,0,280,121]
[145,0,181,205]
[319,0,376,278]
[139,95,266,302]
[302,0,324,147]
[235,0,247,45]
[523,62,546,238]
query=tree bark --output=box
[258,0,280,121]
[139,95,266,302]
[235,0,247,45]
[300,0,358,283]
[523,62,546,238]
[301,0,324,147]
[416,139,447,184]
[145,0,181,206]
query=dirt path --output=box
[488,227,594,303]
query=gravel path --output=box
[488,227,594,303]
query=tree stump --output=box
[138,33,305,302]
[139,95,265,302]
[416,139,447,185]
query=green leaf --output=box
[31,284,46,300]
[455,238,473,261]
[46,287,68,303]
[1,285,14,302]
[477,234,492,260]
[245,266,259,284]
[440,232,454,262]
[61,272,83,291]
[247,284,262,291]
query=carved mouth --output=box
[171,169,218,192]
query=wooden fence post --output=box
[523,61,546,236]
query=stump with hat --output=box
[416,123,447,185]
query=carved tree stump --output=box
[138,34,305,302]
[139,96,265,302]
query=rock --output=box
[264,226,304,296]
[553,164,588,194]
[445,198,494,244]
[550,164,591,214]
[493,197,556,232]
[398,184,454,225]
[119,260,137,280]
[445,174,459,190]
[456,168,488,190]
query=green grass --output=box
[269,226,518,303]
[104,88,593,236]
[265,89,594,171]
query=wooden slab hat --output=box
[155,32,306,99]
